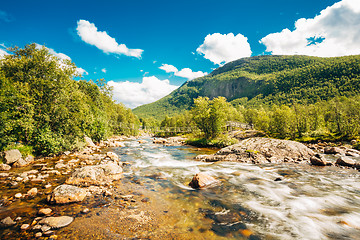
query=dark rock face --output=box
[47,185,87,204]
[188,173,219,189]
[196,137,314,164]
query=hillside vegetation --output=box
[133,55,360,120]
[0,44,138,156]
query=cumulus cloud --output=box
[76,19,143,58]
[260,0,360,57]
[196,33,252,65]
[36,44,88,76]
[0,44,8,58]
[101,68,107,73]
[108,76,179,108]
[159,63,207,80]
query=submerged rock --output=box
[39,216,73,229]
[196,137,314,164]
[38,208,52,216]
[189,173,219,189]
[47,185,87,204]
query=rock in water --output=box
[196,137,314,164]
[1,216,16,227]
[189,173,219,189]
[336,156,356,168]
[106,152,119,161]
[47,185,87,204]
[38,208,52,216]
[324,147,341,154]
[1,149,22,165]
[310,154,328,166]
[27,188,38,197]
[0,164,11,171]
[39,216,73,228]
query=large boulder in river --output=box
[335,156,356,168]
[1,149,22,165]
[189,173,219,189]
[47,185,87,204]
[196,137,314,164]
[66,162,122,186]
[310,154,328,166]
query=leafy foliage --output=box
[0,44,138,156]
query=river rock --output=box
[336,156,356,168]
[0,164,11,171]
[324,147,341,154]
[310,154,328,166]
[84,136,96,147]
[197,137,314,164]
[47,185,87,204]
[66,162,122,186]
[1,216,16,227]
[39,216,73,229]
[15,193,22,198]
[38,208,52,216]
[189,173,219,189]
[55,163,67,169]
[106,152,119,161]
[1,149,22,165]
[21,224,30,230]
[27,188,38,197]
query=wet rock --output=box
[153,138,167,144]
[189,173,220,189]
[47,184,87,204]
[33,224,42,230]
[0,164,11,171]
[138,140,147,144]
[43,230,55,236]
[345,149,360,158]
[38,208,52,216]
[197,137,314,164]
[15,193,23,198]
[39,216,73,229]
[141,197,150,202]
[324,147,341,154]
[44,184,52,189]
[84,136,96,147]
[12,157,29,167]
[55,163,67,169]
[1,216,16,227]
[27,188,38,197]
[81,208,89,214]
[41,225,51,232]
[106,152,119,161]
[310,154,328,166]
[21,224,30,230]
[0,172,10,177]
[1,149,22,165]
[66,162,122,186]
[336,156,356,168]
[35,232,42,238]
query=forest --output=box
[0,44,139,156]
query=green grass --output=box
[4,143,33,157]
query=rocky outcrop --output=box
[47,185,87,204]
[189,173,219,189]
[1,149,22,165]
[196,137,314,164]
[65,162,122,186]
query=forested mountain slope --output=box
[133,55,360,120]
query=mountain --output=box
[133,55,360,120]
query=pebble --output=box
[35,232,42,238]
[141,197,150,203]
[43,230,55,236]
[38,208,52,216]
[44,184,52,189]
[15,193,22,198]
[1,216,16,226]
[27,188,38,197]
[33,224,42,230]
[81,208,90,214]
[21,224,30,230]
[41,225,51,232]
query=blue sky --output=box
[1,0,360,108]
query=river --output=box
[1,137,360,239]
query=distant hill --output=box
[133,55,360,120]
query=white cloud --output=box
[0,44,8,58]
[108,76,179,108]
[196,33,252,65]
[76,19,143,58]
[159,64,178,73]
[175,68,207,79]
[35,44,88,76]
[159,63,207,80]
[260,0,360,57]
[101,68,107,73]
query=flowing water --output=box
[1,137,360,239]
